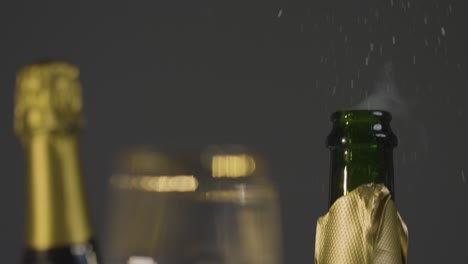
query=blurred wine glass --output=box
[103,145,283,264]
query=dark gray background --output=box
[1,0,467,263]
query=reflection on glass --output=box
[343,165,348,196]
[211,154,256,178]
[103,146,283,264]
[127,256,157,264]
[110,175,199,192]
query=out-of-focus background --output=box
[1,0,467,263]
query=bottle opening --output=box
[330,110,392,123]
[327,110,397,148]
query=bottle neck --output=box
[328,145,395,207]
[24,133,92,250]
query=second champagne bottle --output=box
[15,61,101,264]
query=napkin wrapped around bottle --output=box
[315,183,408,264]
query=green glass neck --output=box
[327,110,397,207]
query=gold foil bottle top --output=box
[14,60,83,137]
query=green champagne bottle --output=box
[14,61,100,264]
[315,109,407,264]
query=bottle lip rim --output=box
[330,109,392,122]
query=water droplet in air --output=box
[370,42,374,52]
[350,79,354,89]
[392,36,396,45]
[365,57,369,66]
[441,27,446,36]
[413,55,416,64]
[277,9,283,18]
[401,1,407,12]
[462,170,466,183]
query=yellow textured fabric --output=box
[315,184,408,264]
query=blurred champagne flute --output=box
[103,145,283,264]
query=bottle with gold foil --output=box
[14,61,100,264]
[315,110,408,264]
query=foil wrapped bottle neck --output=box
[14,60,84,138]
